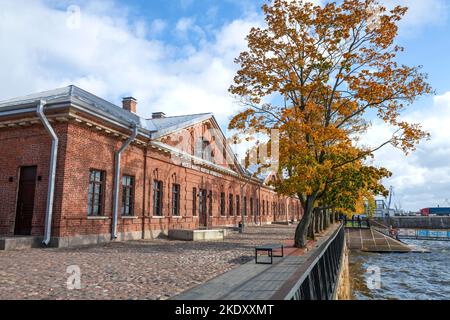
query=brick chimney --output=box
[122,97,137,113]
[152,112,166,119]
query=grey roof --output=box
[0,86,71,106]
[0,85,212,136]
[70,86,145,129]
[0,85,248,177]
[151,113,211,131]
[245,165,270,183]
[149,113,212,139]
[0,85,148,129]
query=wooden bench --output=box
[255,244,284,264]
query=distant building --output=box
[374,200,396,218]
[420,207,450,216]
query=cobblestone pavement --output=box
[0,224,296,300]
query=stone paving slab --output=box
[258,271,296,281]
[0,224,299,300]
[224,290,272,300]
[173,225,340,300]
[171,259,275,300]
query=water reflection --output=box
[349,240,450,300]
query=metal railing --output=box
[272,224,345,300]
[343,218,370,229]
[398,229,450,241]
[369,219,393,237]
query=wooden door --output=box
[14,166,37,236]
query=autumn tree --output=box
[228,0,432,247]
[320,159,391,216]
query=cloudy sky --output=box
[0,0,449,211]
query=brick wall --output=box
[0,122,68,236]
[59,122,146,238]
[0,118,303,242]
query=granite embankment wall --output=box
[376,217,450,229]
[335,242,351,300]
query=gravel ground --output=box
[0,224,296,300]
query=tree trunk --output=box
[320,208,327,231]
[294,195,316,248]
[314,209,318,232]
[324,208,329,229]
[308,214,315,240]
[316,208,323,233]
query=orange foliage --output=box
[228,0,432,247]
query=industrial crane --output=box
[387,186,394,210]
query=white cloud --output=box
[0,0,261,128]
[174,17,207,44]
[175,17,195,33]
[372,0,449,38]
[150,19,167,36]
[394,0,448,28]
[362,93,450,211]
[179,0,194,10]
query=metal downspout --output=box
[112,124,138,239]
[36,100,59,246]
[141,148,148,240]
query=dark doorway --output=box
[14,166,37,236]
[199,189,208,228]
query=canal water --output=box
[349,240,450,300]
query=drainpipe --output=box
[112,124,138,239]
[36,100,59,246]
[141,148,148,240]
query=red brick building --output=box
[0,86,302,247]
